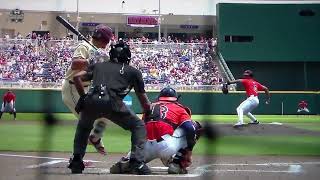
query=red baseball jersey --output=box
[3,91,16,103]
[144,101,191,140]
[298,101,308,109]
[241,79,264,97]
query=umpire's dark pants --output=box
[73,104,146,163]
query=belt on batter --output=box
[156,137,164,143]
[69,80,89,87]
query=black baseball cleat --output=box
[248,120,260,125]
[68,155,85,174]
[110,157,130,174]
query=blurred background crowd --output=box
[0,36,222,90]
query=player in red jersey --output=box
[110,87,202,174]
[228,70,271,127]
[0,90,17,120]
[297,100,310,113]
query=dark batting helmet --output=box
[92,24,113,44]
[158,87,178,101]
[109,40,131,64]
[243,70,253,78]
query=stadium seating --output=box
[0,39,222,90]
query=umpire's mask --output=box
[109,40,131,64]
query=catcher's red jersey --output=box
[241,79,264,97]
[3,92,16,103]
[144,101,191,140]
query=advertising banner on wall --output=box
[127,16,158,27]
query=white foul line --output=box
[26,160,66,169]
[0,153,101,162]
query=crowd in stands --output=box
[0,36,222,89]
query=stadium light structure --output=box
[75,0,80,41]
[158,0,161,42]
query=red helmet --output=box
[92,24,113,44]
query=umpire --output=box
[68,40,152,175]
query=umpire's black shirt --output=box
[85,61,146,99]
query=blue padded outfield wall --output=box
[0,89,319,115]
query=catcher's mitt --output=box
[222,83,229,94]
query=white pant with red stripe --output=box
[236,95,259,124]
[126,128,187,166]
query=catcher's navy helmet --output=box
[243,70,253,78]
[158,87,178,101]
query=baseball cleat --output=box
[88,135,106,155]
[248,120,259,125]
[110,158,151,175]
[68,155,85,174]
[110,157,130,174]
[168,162,188,174]
[233,122,246,128]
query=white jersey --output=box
[64,41,110,83]
[61,41,110,118]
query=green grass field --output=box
[0,113,320,155]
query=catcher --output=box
[61,24,113,155]
[110,87,202,174]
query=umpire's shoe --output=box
[68,154,85,174]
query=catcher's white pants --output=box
[61,80,108,138]
[144,128,188,166]
[236,95,259,124]
[1,101,16,113]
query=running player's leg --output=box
[0,102,5,119]
[9,101,16,120]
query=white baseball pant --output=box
[236,95,259,124]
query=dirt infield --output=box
[0,152,319,180]
[215,123,320,136]
[1,121,320,180]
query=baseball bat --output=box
[56,16,97,50]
